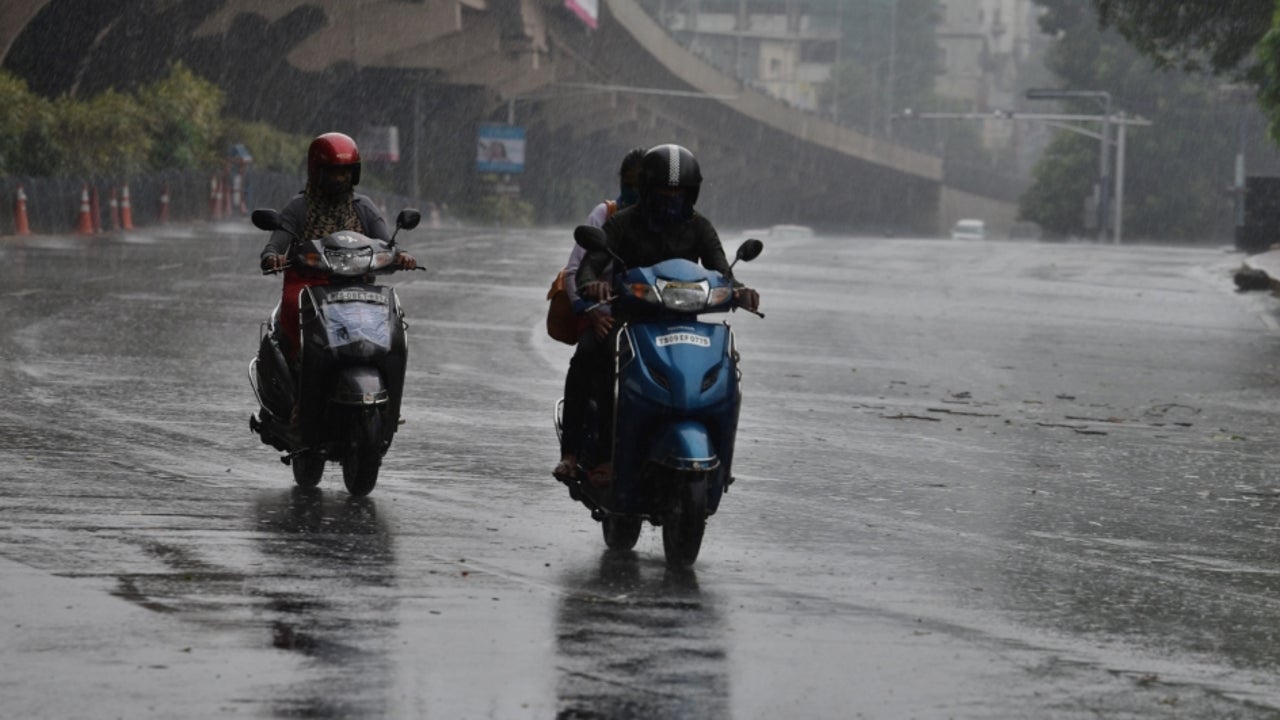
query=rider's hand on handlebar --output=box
[395,252,418,270]
[581,281,611,302]
[734,287,760,312]
[590,309,614,339]
[261,254,288,272]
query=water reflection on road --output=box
[251,488,398,718]
[555,550,729,720]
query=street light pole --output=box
[899,109,1150,244]
[1114,111,1126,245]
[885,0,897,140]
[1027,89,1113,242]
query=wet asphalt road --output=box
[3,223,1280,719]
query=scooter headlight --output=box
[708,286,733,307]
[656,279,710,312]
[325,247,374,276]
[629,282,661,304]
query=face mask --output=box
[618,186,639,208]
[646,192,686,230]
[320,177,352,199]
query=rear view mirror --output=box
[397,209,422,230]
[251,208,283,232]
[573,225,608,252]
[735,238,764,263]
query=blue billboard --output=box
[477,124,526,174]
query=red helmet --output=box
[307,132,361,186]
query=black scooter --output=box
[248,208,420,496]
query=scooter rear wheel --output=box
[291,450,324,488]
[602,516,642,550]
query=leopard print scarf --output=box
[302,183,364,240]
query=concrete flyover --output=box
[530,0,945,232]
[1,0,1014,232]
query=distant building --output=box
[651,0,839,112]
[647,0,1051,167]
[936,0,1052,162]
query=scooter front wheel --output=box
[662,477,708,567]
[291,450,324,488]
[602,516,642,550]
[342,409,382,497]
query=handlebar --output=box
[261,262,425,276]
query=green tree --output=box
[136,62,225,171]
[1019,133,1098,234]
[53,90,152,179]
[1021,0,1241,241]
[220,119,309,174]
[0,71,61,176]
[813,0,940,132]
[1092,0,1272,75]
[1074,0,1280,147]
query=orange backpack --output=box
[546,201,616,345]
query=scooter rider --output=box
[260,132,417,362]
[576,144,760,479]
[554,146,646,483]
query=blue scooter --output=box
[554,226,763,565]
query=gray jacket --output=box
[259,192,390,260]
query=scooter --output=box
[554,225,763,565]
[248,207,421,496]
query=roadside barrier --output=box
[0,171,420,235]
[109,187,120,231]
[231,173,245,217]
[208,175,221,220]
[14,185,31,235]
[89,185,102,234]
[74,184,94,235]
[120,184,133,230]
[158,182,170,224]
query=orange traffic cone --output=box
[74,184,94,235]
[120,183,133,230]
[108,187,120,231]
[158,182,170,225]
[14,185,31,235]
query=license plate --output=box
[327,289,387,305]
[656,332,710,348]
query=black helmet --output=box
[639,144,702,208]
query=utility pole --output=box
[1026,89,1112,242]
[885,0,897,140]
[899,109,1150,244]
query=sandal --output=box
[552,459,576,482]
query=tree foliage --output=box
[0,62,308,179]
[136,62,225,171]
[0,73,60,176]
[1092,0,1272,75]
[1021,0,1248,241]
[1083,0,1280,147]
[814,0,940,132]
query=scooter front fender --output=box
[332,366,389,406]
[650,419,720,472]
